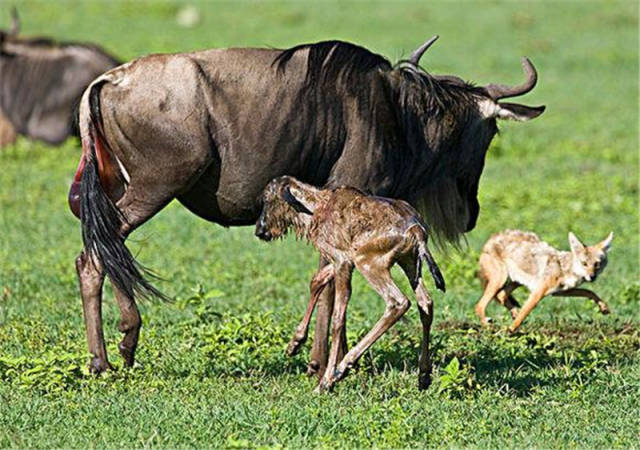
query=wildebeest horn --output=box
[10,7,19,36]
[484,57,538,100]
[409,35,439,65]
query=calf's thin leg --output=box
[415,279,434,390]
[552,288,610,314]
[287,264,334,356]
[332,263,410,385]
[308,258,348,379]
[317,262,353,392]
[400,259,435,390]
[76,250,111,373]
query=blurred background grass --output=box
[0,1,638,447]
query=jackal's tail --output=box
[78,78,166,301]
[418,239,446,292]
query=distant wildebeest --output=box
[0,8,119,148]
[256,176,446,391]
[475,229,612,332]
[68,36,545,375]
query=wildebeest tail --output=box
[418,240,446,292]
[80,80,167,301]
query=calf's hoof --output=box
[600,305,611,315]
[286,339,303,357]
[307,360,326,379]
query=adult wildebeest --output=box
[0,8,119,148]
[68,36,544,376]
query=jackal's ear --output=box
[568,232,586,254]
[282,185,313,215]
[598,232,614,252]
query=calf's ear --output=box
[282,186,313,215]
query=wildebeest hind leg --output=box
[113,285,141,367]
[76,250,112,373]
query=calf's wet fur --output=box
[256,176,445,392]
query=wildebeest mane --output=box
[273,40,392,92]
[272,41,494,246]
[391,64,491,246]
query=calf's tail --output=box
[79,80,166,301]
[418,240,446,293]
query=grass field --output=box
[1,0,639,447]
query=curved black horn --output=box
[409,35,439,66]
[484,57,538,100]
[10,7,19,36]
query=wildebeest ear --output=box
[496,102,545,121]
[478,99,545,121]
[282,186,313,215]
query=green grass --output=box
[1,0,639,447]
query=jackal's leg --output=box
[495,281,521,319]
[317,263,353,392]
[509,286,548,332]
[287,265,334,356]
[552,288,610,315]
[475,253,508,325]
[76,250,111,373]
[113,285,142,367]
[328,263,410,389]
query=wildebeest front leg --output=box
[113,285,141,367]
[552,288,610,314]
[287,264,334,356]
[76,250,112,373]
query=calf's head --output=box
[255,176,312,241]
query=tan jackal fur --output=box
[475,229,613,331]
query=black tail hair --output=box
[419,242,446,292]
[80,81,167,301]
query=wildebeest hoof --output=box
[118,343,135,367]
[418,372,432,391]
[89,357,113,374]
[600,306,611,315]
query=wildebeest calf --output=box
[256,176,446,392]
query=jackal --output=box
[475,229,613,331]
